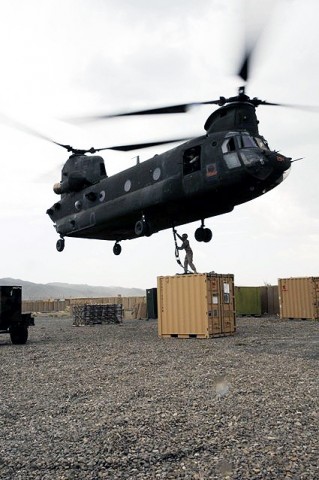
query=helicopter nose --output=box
[264,151,291,172]
[273,153,292,171]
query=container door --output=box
[207,275,235,335]
[220,277,236,333]
[207,276,222,335]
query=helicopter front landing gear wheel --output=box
[195,226,213,243]
[113,242,122,256]
[56,238,65,252]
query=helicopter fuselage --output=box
[47,124,291,245]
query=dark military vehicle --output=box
[0,286,34,344]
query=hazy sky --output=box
[0,0,318,290]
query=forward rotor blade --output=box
[257,100,319,112]
[68,99,223,123]
[96,137,192,152]
[97,104,191,117]
[238,48,252,82]
[237,0,278,83]
[70,105,189,123]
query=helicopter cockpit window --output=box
[238,134,269,150]
[222,137,241,169]
[240,135,257,148]
[183,146,201,175]
[237,134,267,166]
[255,137,269,150]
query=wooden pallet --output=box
[160,331,235,339]
[160,333,208,339]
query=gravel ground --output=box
[0,316,318,480]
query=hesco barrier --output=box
[235,285,279,316]
[22,296,146,318]
[22,287,281,318]
[22,299,71,314]
[235,287,262,316]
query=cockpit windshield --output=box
[238,134,269,150]
[221,133,270,170]
[254,136,269,150]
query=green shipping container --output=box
[235,287,262,316]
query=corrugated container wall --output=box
[278,277,319,320]
[157,273,236,338]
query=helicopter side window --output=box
[183,146,201,175]
[222,137,241,169]
[222,137,236,153]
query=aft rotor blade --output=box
[97,137,192,152]
[0,113,96,154]
[0,113,61,145]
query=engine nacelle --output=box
[53,174,88,194]
[54,154,107,195]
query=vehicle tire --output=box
[10,326,28,345]
[56,238,65,252]
[195,227,205,242]
[113,243,122,255]
[203,228,213,243]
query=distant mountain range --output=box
[0,278,145,300]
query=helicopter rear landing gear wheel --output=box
[135,217,151,237]
[56,238,65,252]
[113,242,122,256]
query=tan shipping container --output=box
[278,277,319,320]
[157,273,236,338]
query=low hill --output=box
[0,278,145,300]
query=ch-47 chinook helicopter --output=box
[46,82,293,256]
[44,12,317,257]
[5,33,309,257]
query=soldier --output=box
[176,232,197,274]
